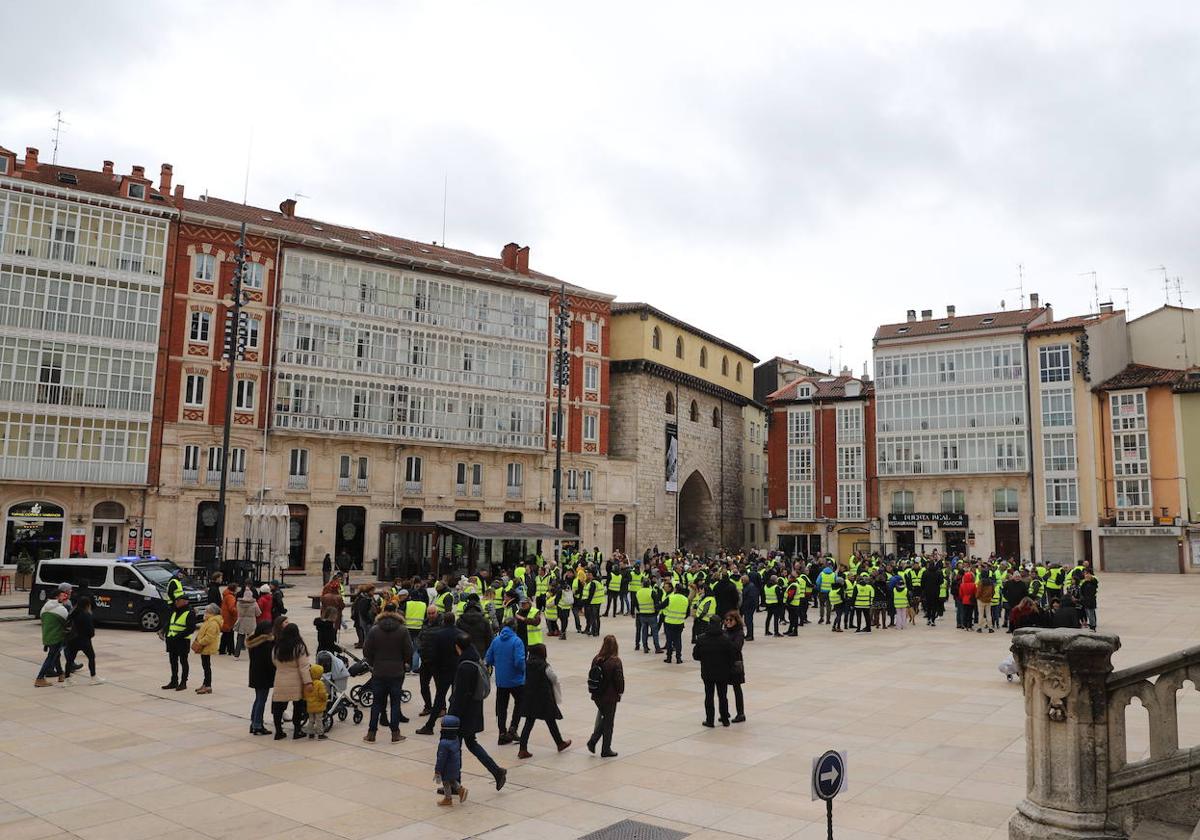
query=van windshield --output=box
[135,563,181,588]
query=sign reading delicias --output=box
[887,512,969,528]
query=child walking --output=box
[304,662,329,740]
[434,714,468,806]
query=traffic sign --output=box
[811,750,847,801]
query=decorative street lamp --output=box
[552,284,570,560]
[214,222,250,576]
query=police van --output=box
[28,557,208,632]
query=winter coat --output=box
[246,633,275,689]
[1079,579,1099,610]
[40,599,69,646]
[448,645,485,735]
[976,573,995,604]
[257,593,273,624]
[436,730,462,783]
[271,648,313,703]
[67,608,95,643]
[220,587,238,632]
[713,578,739,616]
[304,664,328,714]
[192,613,222,655]
[425,623,461,681]
[519,655,562,721]
[725,620,746,686]
[235,593,261,635]
[363,613,413,679]
[352,592,376,628]
[740,581,760,613]
[1002,579,1029,609]
[484,626,526,688]
[692,626,736,684]
[589,654,625,706]
[958,573,976,605]
[456,607,494,658]
[313,618,337,653]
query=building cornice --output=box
[610,358,760,407]
[0,176,178,219]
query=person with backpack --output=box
[586,634,624,757]
[448,630,507,791]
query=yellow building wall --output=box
[610,310,755,399]
[1180,394,1200,522]
[1098,387,1183,521]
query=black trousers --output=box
[66,639,96,677]
[732,683,744,717]
[766,605,782,635]
[604,592,620,616]
[496,685,524,733]
[703,680,730,724]
[586,604,601,636]
[741,609,755,641]
[856,607,871,631]
[786,604,799,634]
[219,630,235,655]
[419,663,434,710]
[168,645,189,684]
[200,654,212,687]
[272,700,303,734]
[590,701,617,752]
[799,600,809,626]
[519,715,564,750]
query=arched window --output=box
[699,346,708,368]
[689,400,699,422]
[721,356,729,376]
[93,501,125,520]
[651,326,662,351]
[675,336,684,359]
[665,392,675,415]
[736,362,743,382]
[712,407,721,428]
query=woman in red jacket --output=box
[958,571,976,631]
[256,584,274,625]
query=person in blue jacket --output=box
[484,618,526,745]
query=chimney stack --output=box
[279,198,297,218]
[501,242,519,270]
[1029,292,1040,309]
[1099,301,1114,314]
[23,147,39,172]
[131,165,145,179]
[515,245,530,275]
[158,164,173,195]
[906,309,917,322]
[102,160,114,175]
[921,309,933,320]
[174,184,185,203]
[946,304,956,317]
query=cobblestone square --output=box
[2,573,1197,840]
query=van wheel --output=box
[139,609,163,632]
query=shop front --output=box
[4,501,65,567]
[1099,526,1183,573]
[886,512,970,559]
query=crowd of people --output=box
[31,545,1100,806]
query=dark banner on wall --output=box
[665,422,679,493]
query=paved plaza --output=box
[1,573,1198,840]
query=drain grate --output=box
[578,819,691,840]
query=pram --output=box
[999,654,1020,682]
[305,648,366,733]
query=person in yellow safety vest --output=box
[892,578,910,629]
[662,583,689,663]
[796,572,812,628]
[586,571,604,637]
[604,564,623,618]
[781,575,799,636]
[535,571,552,599]
[1045,564,1066,601]
[434,582,454,615]
[513,562,527,587]
[404,593,426,638]
[911,566,925,616]
[626,565,643,617]
[817,563,837,625]
[165,571,185,604]
[161,595,197,690]
[634,582,664,654]
[829,577,846,632]
[570,575,586,635]
[692,586,717,643]
[853,573,874,633]
[516,596,543,647]
[762,575,781,637]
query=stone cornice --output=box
[610,358,759,408]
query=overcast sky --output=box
[3,1,1197,371]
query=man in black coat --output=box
[448,631,507,790]
[692,624,736,728]
[414,612,460,735]
[921,563,943,626]
[739,575,760,641]
[713,573,738,618]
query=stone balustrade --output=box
[1008,628,1200,840]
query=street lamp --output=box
[214,222,250,577]
[552,284,569,561]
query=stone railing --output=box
[1008,629,1200,840]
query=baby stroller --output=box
[999,654,1020,683]
[340,646,411,711]
[312,649,365,732]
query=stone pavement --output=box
[1,573,1198,840]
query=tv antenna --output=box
[1079,270,1098,312]
[1110,287,1131,313]
[1006,263,1026,309]
[51,110,69,164]
[441,174,448,248]
[1149,265,1169,304]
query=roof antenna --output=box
[1006,263,1026,309]
[242,126,254,205]
[1079,270,1098,312]
[1149,265,1168,304]
[441,174,448,248]
[1111,286,1131,313]
[50,110,69,164]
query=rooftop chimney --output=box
[501,242,519,270]
[174,184,185,203]
[906,309,917,322]
[841,365,852,377]
[131,165,145,179]
[1099,301,1114,314]
[515,245,530,275]
[23,147,39,172]
[158,163,173,195]
[921,309,933,320]
[279,198,296,218]
[102,160,114,175]
[947,304,956,317]
[1030,292,1040,309]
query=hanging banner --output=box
[665,422,679,493]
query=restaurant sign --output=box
[887,512,969,528]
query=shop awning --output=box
[432,521,578,541]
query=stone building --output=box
[608,303,758,554]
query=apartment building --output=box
[873,301,1053,560]
[0,146,175,567]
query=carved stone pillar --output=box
[1009,628,1123,840]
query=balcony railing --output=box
[182,468,200,485]
[470,484,482,497]
[506,485,522,499]
[230,471,245,487]
[356,478,369,493]
[455,483,466,496]
[205,469,223,485]
[338,476,351,492]
[404,480,422,494]
[288,474,309,490]
[582,488,593,501]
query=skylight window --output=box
[981,317,996,325]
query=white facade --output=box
[0,182,168,485]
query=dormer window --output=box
[797,386,811,399]
[128,182,146,200]
[0,156,7,175]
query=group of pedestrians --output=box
[33,582,101,686]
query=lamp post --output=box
[214,222,250,577]
[552,284,569,561]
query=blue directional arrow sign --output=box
[811,750,847,801]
